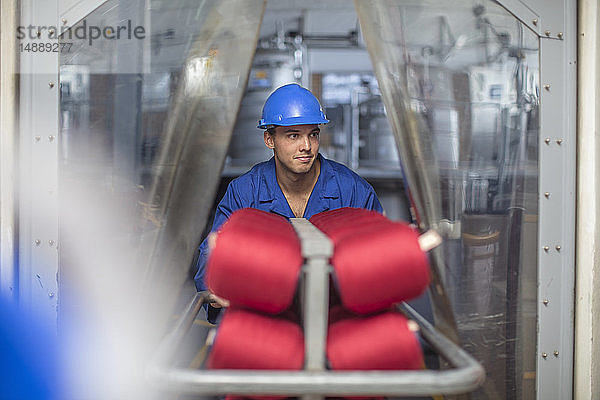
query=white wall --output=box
[575,0,600,398]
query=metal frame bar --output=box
[148,218,485,397]
[291,218,332,400]
[0,0,20,300]
[537,31,577,400]
[290,218,332,372]
[147,292,484,397]
[19,0,60,327]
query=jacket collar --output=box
[259,154,339,217]
[258,157,279,203]
[317,154,340,200]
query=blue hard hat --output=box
[257,83,329,129]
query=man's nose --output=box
[300,135,311,151]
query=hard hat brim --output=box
[257,116,329,129]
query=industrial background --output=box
[0,0,598,399]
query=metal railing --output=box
[147,218,485,397]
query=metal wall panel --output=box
[496,0,566,40]
[494,0,540,35]
[19,0,60,327]
[59,0,108,30]
[535,3,577,400]
[520,0,565,39]
[537,38,576,400]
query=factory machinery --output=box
[3,0,579,398]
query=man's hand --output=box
[207,232,217,251]
[208,292,230,308]
[206,232,228,307]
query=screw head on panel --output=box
[543,84,551,91]
[34,239,41,246]
[542,352,548,359]
[62,18,67,25]
[49,82,55,89]
[49,135,55,143]
[34,136,41,143]
[49,240,55,247]
[532,18,538,26]
[544,192,550,198]
[554,351,559,357]
[545,30,551,37]
[557,32,563,40]
[555,245,561,251]
[556,139,563,145]
[544,138,551,145]
[542,299,549,306]
[48,292,55,298]
[543,246,550,252]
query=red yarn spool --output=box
[225,397,287,400]
[225,397,284,400]
[327,311,424,371]
[208,308,304,370]
[206,208,303,314]
[310,208,430,314]
[310,208,387,239]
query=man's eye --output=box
[288,134,298,139]
[310,132,320,138]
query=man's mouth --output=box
[294,155,312,163]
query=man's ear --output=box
[264,131,275,149]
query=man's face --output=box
[264,124,320,175]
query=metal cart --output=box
[148,219,485,398]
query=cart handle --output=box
[147,292,485,397]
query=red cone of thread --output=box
[206,208,303,314]
[327,311,424,370]
[310,208,430,314]
[208,308,304,370]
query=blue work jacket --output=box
[193,153,383,292]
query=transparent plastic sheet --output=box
[58,1,265,397]
[356,0,459,350]
[356,1,539,399]
[137,0,266,316]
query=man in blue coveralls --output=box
[194,83,383,321]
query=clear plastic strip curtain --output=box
[356,1,539,398]
[138,0,266,315]
[58,1,264,396]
